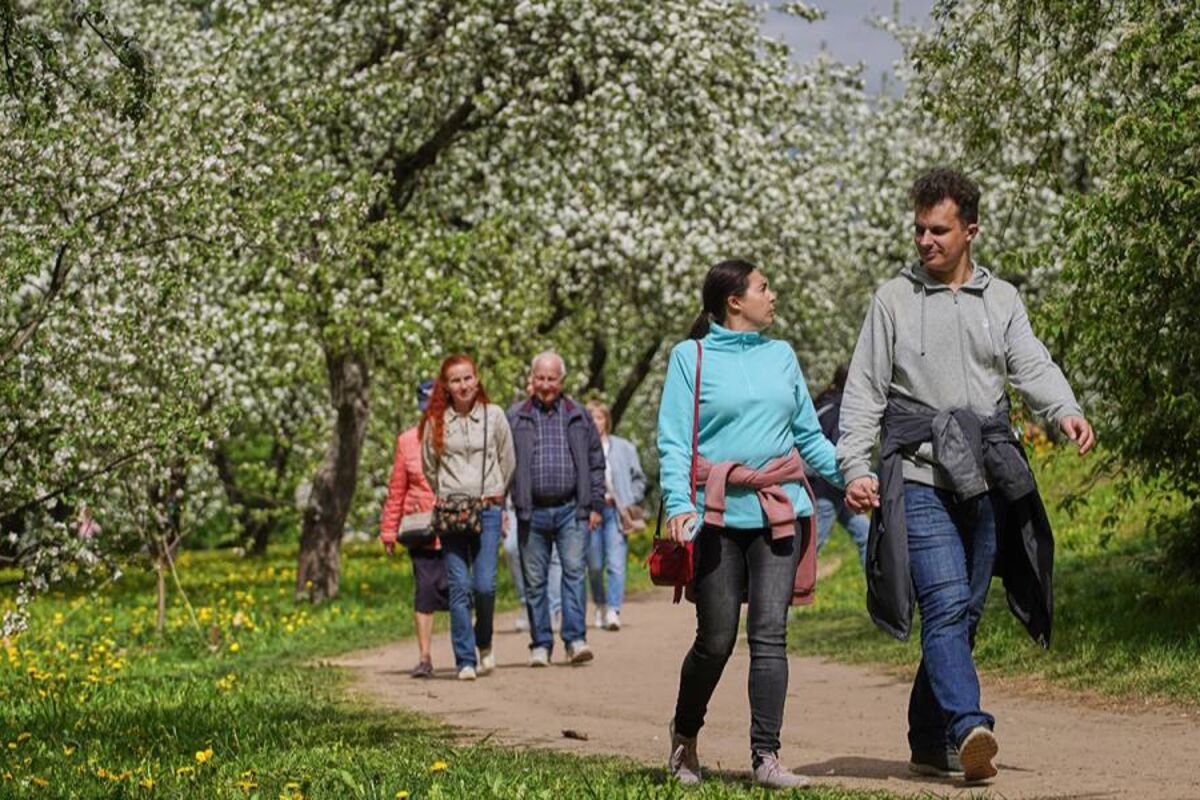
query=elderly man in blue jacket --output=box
[839,168,1095,783]
[508,350,606,667]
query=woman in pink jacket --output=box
[379,380,446,678]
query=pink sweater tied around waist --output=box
[695,449,808,539]
[693,448,818,605]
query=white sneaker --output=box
[514,614,530,632]
[958,726,999,782]
[566,640,593,664]
[477,647,495,676]
[604,608,621,630]
[593,606,606,628]
[528,646,550,667]
[457,665,477,681]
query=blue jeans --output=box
[815,494,869,571]
[904,482,997,753]
[519,501,588,651]
[442,507,502,669]
[504,508,562,615]
[587,506,627,612]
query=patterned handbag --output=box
[432,406,488,536]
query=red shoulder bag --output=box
[648,340,703,603]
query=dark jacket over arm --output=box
[868,395,1055,648]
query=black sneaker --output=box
[908,747,964,778]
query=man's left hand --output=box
[588,511,602,531]
[1059,415,1096,456]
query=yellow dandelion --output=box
[229,642,240,653]
[429,760,448,773]
[195,747,214,764]
[176,766,194,776]
[62,746,75,756]
[31,776,49,788]
[15,732,30,744]
[395,791,410,799]
[139,776,155,789]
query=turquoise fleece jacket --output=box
[657,323,844,528]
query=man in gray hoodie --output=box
[838,168,1094,783]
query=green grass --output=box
[1,542,906,799]
[790,443,1200,707]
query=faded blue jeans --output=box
[519,501,588,652]
[815,494,869,571]
[904,482,997,754]
[587,505,627,612]
[441,506,502,669]
[503,507,562,616]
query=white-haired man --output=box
[507,351,605,666]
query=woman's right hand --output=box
[666,512,698,544]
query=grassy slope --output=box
[790,443,1200,707]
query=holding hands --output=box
[845,476,880,515]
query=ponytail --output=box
[688,310,713,340]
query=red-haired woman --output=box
[421,355,516,680]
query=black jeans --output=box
[673,520,804,754]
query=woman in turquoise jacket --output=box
[659,259,843,788]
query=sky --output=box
[760,1,935,93]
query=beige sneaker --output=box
[752,751,810,788]
[958,726,999,782]
[457,665,477,681]
[477,647,495,676]
[667,722,701,785]
[593,605,606,629]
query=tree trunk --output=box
[155,558,167,637]
[247,519,272,557]
[610,336,663,432]
[295,346,370,602]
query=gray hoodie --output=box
[837,262,1082,488]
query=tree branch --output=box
[0,443,156,519]
[0,242,70,369]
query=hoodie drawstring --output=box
[920,285,927,357]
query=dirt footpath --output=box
[332,589,1200,799]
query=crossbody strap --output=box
[480,403,488,496]
[690,339,703,506]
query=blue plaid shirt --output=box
[531,397,577,503]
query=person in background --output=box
[585,399,646,631]
[505,375,563,633]
[809,364,869,570]
[379,380,445,679]
[507,351,605,666]
[422,355,516,681]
